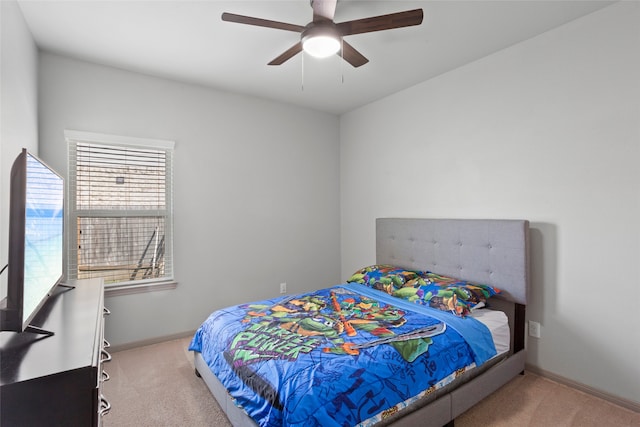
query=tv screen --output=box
[1,149,64,334]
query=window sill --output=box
[105,280,178,297]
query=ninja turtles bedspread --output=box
[189,283,497,427]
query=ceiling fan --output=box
[222,0,424,68]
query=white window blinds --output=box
[66,131,174,288]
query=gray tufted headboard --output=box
[376,218,530,305]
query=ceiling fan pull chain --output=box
[341,38,344,84]
[301,53,305,92]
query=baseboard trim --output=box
[525,364,639,413]
[109,330,196,353]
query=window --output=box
[65,130,175,293]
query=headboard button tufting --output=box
[376,218,529,306]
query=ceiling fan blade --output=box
[340,41,369,68]
[268,42,303,65]
[311,0,337,22]
[336,9,423,36]
[222,12,305,33]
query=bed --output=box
[190,218,530,427]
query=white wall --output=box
[38,53,341,346]
[340,2,639,406]
[0,0,38,298]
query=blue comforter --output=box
[189,283,496,427]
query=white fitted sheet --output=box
[469,308,510,356]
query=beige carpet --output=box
[103,337,640,427]
[102,337,224,426]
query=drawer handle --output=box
[103,339,111,348]
[102,370,110,382]
[99,395,111,416]
[101,349,112,363]
[103,307,111,316]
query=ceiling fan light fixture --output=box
[301,24,341,58]
[303,35,340,58]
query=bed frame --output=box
[194,218,530,427]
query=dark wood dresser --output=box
[0,278,111,426]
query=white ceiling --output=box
[18,0,615,115]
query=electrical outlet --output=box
[528,320,541,338]
[280,282,287,294]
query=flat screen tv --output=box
[0,149,65,335]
